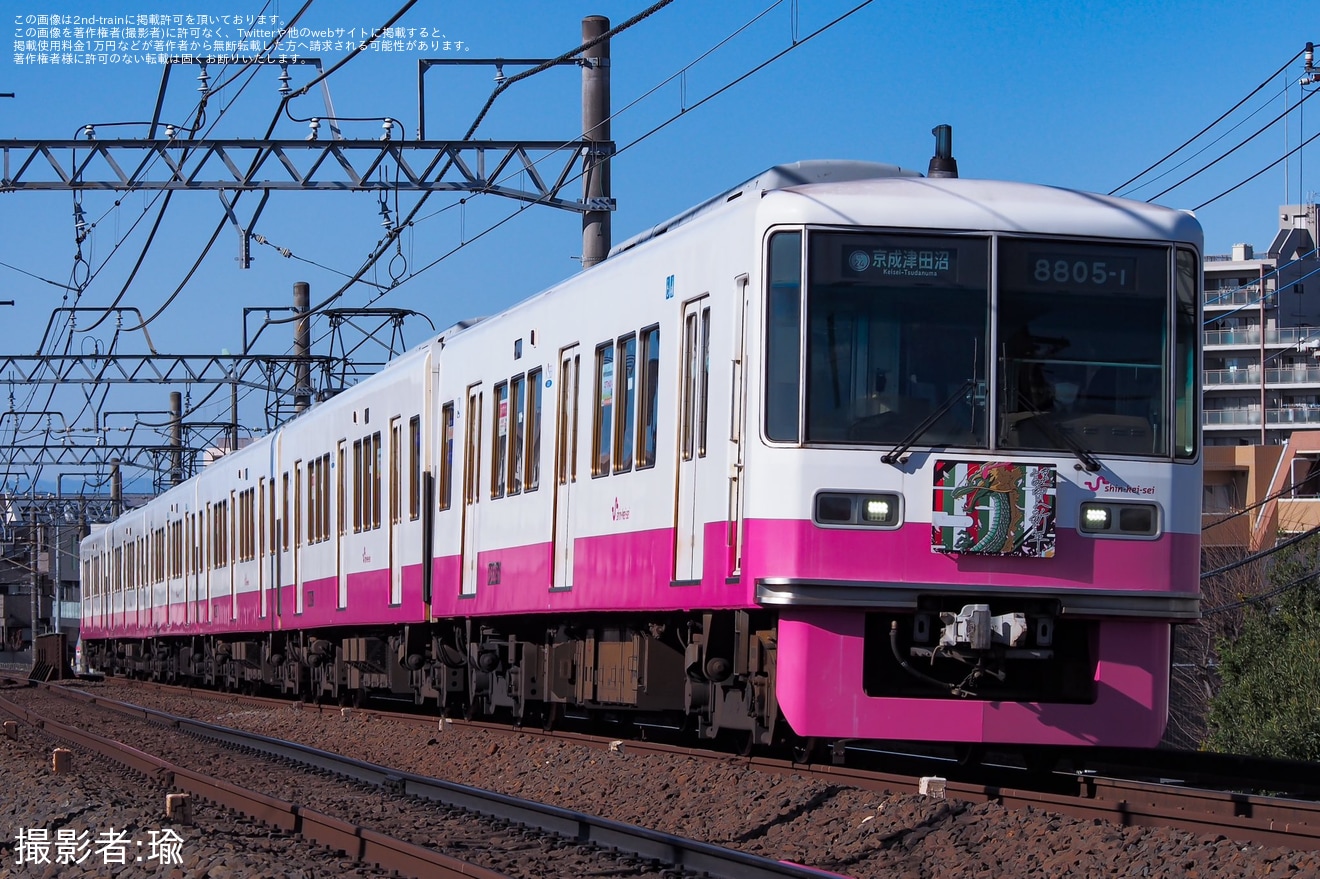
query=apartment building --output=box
[1203,203,1320,446]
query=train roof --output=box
[607,160,920,258]
[760,175,1202,244]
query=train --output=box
[80,137,1203,750]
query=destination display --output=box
[813,232,988,287]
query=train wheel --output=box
[542,702,561,732]
[791,736,819,765]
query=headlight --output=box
[1079,501,1158,537]
[813,492,902,528]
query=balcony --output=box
[1203,406,1320,427]
[1204,365,1320,387]
[1204,326,1317,348]
[1204,368,1260,386]
[1203,285,1270,308]
[1204,409,1261,426]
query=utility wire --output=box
[1111,47,1305,196]
[1194,126,1320,211]
[1201,522,1320,579]
[1145,85,1320,203]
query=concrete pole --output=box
[52,515,60,635]
[109,459,122,519]
[580,15,611,269]
[29,490,38,648]
[169,391,183,485]
[230,373,239,451]
[294,281,311,414]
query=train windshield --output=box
[997,239,1172,457]
[801,232,990,447]
[771,231,1190,459]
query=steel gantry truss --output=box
[0,139,612,211]
[1,16,617,501]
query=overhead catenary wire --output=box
[259,0,681,330]
[5,0,314,496]
[345,0,875,310]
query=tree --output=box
[1203,535,1320,761]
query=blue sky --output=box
[1,0,1315,494]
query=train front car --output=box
[748,176,1201,747]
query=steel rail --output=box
[0,689,506,879]
[57,675,1320,853]
[8,680,841,879]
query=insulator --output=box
[197,64,210,95]
[494,63,506,84]
[307,117,320,141]
[381,119,393,141]
[164,124,176,139]
[82,124,95,140]
[277,64,292,96]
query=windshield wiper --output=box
[1009,394,1102,472]
[881,379,977,466]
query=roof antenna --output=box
[927,124,958,179]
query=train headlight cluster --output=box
[814,492,902,528]
[1078,501,1159,537]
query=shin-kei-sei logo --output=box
[611,497,631,521]
[1084,474,1155,496]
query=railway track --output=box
[21,674,1320,855]
[0,679,837,879]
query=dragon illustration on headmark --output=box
[932,460,1056,558]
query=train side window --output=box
[268,480,277,555]
[295,462,303,548]
[216,502,225,567]
[698,308,711,458]
[465,387,484,506]
[371,432,383,529]
[615,333,637,473]
[492,381,509,498]
[258,480,266,560]
[307,459,318,544]
[320,453,331,541]
[510,373,526,495]
[638,326,660,469]
[594,342,614,476]
[409,415,421,519]
[765,231,803,442]
[352,440,363,532]
[337,441,347,535]
[280,472,289,550]
[440,402,455,511]
[557,352,580,487]
[526,368,543,491]
[1175,248,1199,460]
[391,418,403,525]
[681,313,697,461]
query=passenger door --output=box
[552,345,580,589]
[460,384,483,598]
[674,297,711,582]
[389,417,403,605]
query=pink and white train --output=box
[81,151,1202,749]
